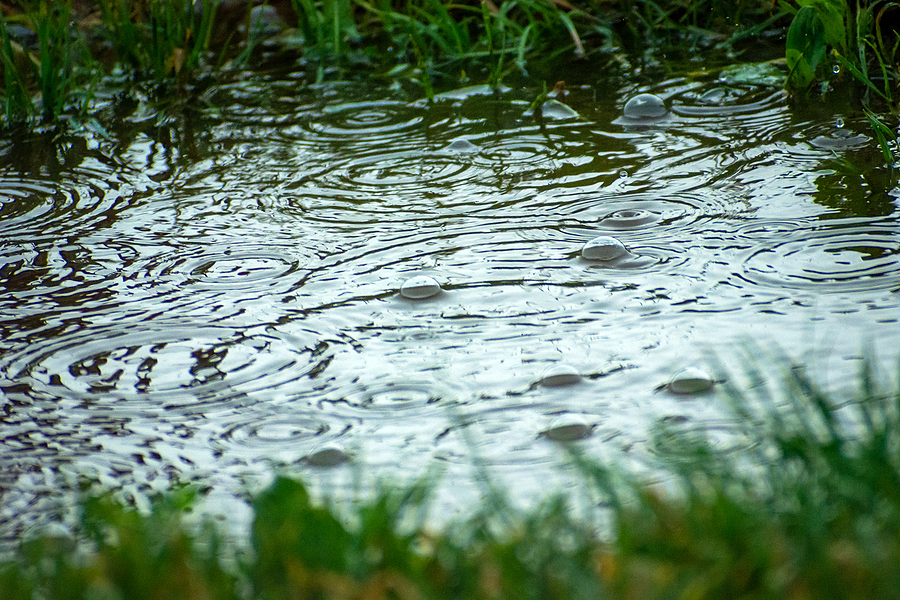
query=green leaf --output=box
[864,108,897,169]
[798,0,847,52]
[786,6,827,90]
[252,476,352,583]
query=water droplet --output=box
[400,275,442,299]
[539,364,581,387]
[623,93,667,119]
[667,367,715,395]
[832,64,841,74]
[304,444,351,467]
[543,415,593,442]
[835,117,844,129]
[618,170,628,179]
[581,236,628,261]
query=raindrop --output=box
[623,93,667,119]
[539,364,581,387]
[832,64,841,74]
[542,415,593,442]
[581,236,628,261]
[666,367,715,395]
[400,275,442,299]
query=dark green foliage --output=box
[783,1,899,170]
[0,1,96,124]
[0,486,238,600]
[786,6,826,89]
[251,476,354,595]
[94,0,220,84]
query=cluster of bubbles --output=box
[373,93,713,456]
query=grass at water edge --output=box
[1,354,899,599]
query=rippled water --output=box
[2,62,900,545]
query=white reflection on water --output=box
[1,71,899,548]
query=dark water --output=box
[1,61,899,544]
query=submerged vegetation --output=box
[2,356,900,599]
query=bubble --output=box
[304,444,351,467]
[400,275,442,299]
[538,364,581,387]
[618,170,628,179]
[526,99,579,120]
[623,93,667,119]
[442,139,480,154]
[836,117,844,128]
[666,367,715,395]
[542,415,593,442]
[581,236,628,261]
[832,64,841,74]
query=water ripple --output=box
[736,218,900,292]
[317,377,463,418]
[302,100,427,143]
[0,321,337,414]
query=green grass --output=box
[2,354,899,599]
[0,0,784,125]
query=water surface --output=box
[2,62,899,544]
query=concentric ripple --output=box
[324,148,482,193]
[172,248,306,289]
[0,154,146,246]
[0,176,56,218]
[318,378,462,418]
[550,190,748,243]
[219,413,333,446]
[667,86,789,143]
[737,219,900,292]
[0,321,336,413]
[207,407,348,464]
[302,100,427,143]
[472,135,571,176]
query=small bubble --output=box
[582,236,628,261]
[400,275,441,299]
[836,117,844,128]
[832,64,841,74]
[618,170,628,178]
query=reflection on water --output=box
[2,61,899,548]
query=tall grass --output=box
[2,355,899,599]
[0,1,96,124]
[95,0,220,84]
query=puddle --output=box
[1,59,899,549]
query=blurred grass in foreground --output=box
[1,355,899,599]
